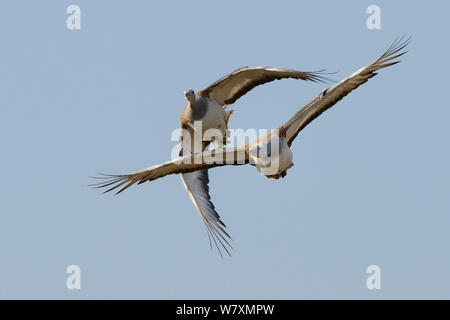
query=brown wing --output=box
[198,66,331,106]
[91,147,248,195]
[180,170,232,257]
[280,36,410,146]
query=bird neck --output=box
[188,100,197,112]
[188,98,202,118]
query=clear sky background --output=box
[0,1,449,299]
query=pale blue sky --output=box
[0,1,449,299]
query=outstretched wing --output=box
[280,36,410,146]
[181,170,232,257]
[198,66,332,106]
[91,147,248,195]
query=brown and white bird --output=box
[93,37,409,256]
[179,67,330,150]
[179,67,330,254]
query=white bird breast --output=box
[249,134,293,177]
[201,100,227,133]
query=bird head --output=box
[183,90,196,104]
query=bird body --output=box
[248,131,293,179]
[181,94,229,146]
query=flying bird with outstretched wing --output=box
[179,66,331,255]
[93,37,410,256]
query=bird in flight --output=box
[177,65,330,256]
[93,37,410,257]
[180,66,330,151]
[179,67,331,249]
